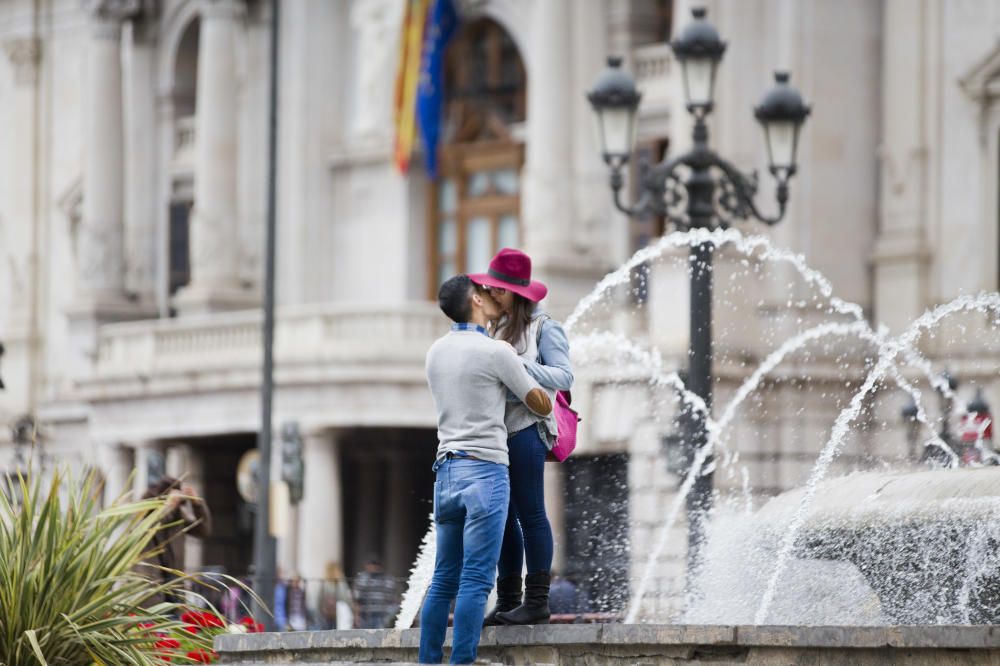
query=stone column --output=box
[522,0,573,265]
[132,441,165,498]
[521,0,608,317]
[174,0,256,314]
[296,430,344,581]
[1,37,42,416]
[100,443,135,507]
[123,19,158,305]
[872,0,930,333]
[68,1,153,381]
[78,0,140,303]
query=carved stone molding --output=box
[3,37,41,86]
[82,0,143,38]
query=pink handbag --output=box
[547,390,580,462]
[534,315,580,462]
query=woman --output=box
[470,248,574,625]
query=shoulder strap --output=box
[534,314,551,347]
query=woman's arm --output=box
[522,318,574,390]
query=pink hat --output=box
[468,248,548,302]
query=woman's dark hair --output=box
[494,293,534,353]
[438,275,474,323]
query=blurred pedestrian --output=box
[319,561,355,630]
[287,574,308,631]
[140,476,212,607]
[354,557,397,628]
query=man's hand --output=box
[181,485,202,502]
[165,490,184,511]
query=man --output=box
[354,556,397,628]
[140,476,212,607]
[419,275,553,664]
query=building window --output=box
[168,201,191,299]
[428,18,526,296]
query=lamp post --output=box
[587,6,811,580]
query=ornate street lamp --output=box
[671,7,726,115]
[587,6,811,580]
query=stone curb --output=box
[215,624,1000,654]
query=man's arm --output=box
[493,345,553,417]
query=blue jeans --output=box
[419,458,509,664]
[497,427,554,577]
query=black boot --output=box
[482,575,522,626]
[495,571,550,625]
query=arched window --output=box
[428,18,526,295]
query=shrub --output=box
[0,469,250,665]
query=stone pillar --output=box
[68,1,154,381]
[132,441,165,498]
[78,1,138,303]
[174,0,256,314]
[296,430,344,581]
[522,0,573,266]
[872,0,930,333]
[522,0,608,317]
[0,36,41,416]
[101,443,134,506]
[123,18,158,305]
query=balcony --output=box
[88,302,448,392]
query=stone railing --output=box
[94,302,448,378]
[632,43,675,111]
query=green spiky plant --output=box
[0,467,248,665]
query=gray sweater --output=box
[426,328,551,466]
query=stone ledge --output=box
[216,623,1000,654]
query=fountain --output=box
[397,229,1000,628]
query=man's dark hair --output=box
[438,274,475,323]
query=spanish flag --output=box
[394,0,430,174]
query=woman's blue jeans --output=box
[497,427,554,577]
[419,458,509,664]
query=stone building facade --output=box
[0,0,998,620]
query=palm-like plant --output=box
[0,468,232,665]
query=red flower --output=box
[239,616,265,633]
[185,649,216,663]
[200,612,225,628]
[154,638,181,650]
[182,610,226,628]
[182,625,200,635]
